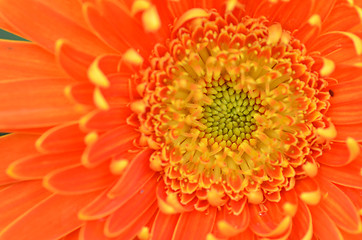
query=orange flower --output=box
[1,0,362,239]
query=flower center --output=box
[130,9,332,211]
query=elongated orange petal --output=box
[317,176,362,233]
[80,221,113,240]
[317,140,361,167]
[249,201,292,238]
[61,228,81,240]
[329,79,362,105]
[289,201,313,240]
[104,184,157,237]
[331,65,362,83]
[0,134,38,185]
[66,82,95,106]
[172,207,217,240]
[322,3,362,33]
[319,156,362,189]
[337,185,362,214]
[7,151,82,180]
[106,202,158,239]
[0,78,86,129]
[335,123,362,141]
[44,162,116,195]
[215,205,250,238]
[150,211,180,240]
[108,149,155,197]
[0,0,113,54]
[309,206,344,240]
[327,101,362,125]
[84,2,129,53]
[0,40,65,80]
[295,177,321,206]
[229,228,256,240]
[36,122,87,153]
[79,174,157,220]
[80,107,132,132]
[0,192,100,240]
[0,181,51,230]
[56,39,95,82]
[82,125,140,167]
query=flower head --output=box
[0,0,362,239]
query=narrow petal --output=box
[0,192,100,240]
[56,39,95,82]
[0,134,38,185]
[289,201,313,240]
[335,123,362,141]
[229,228,256,240]
[7,151,82,180]
[82,125,140,167]
[319,156,362,189]
[172,207,217,240]
[106,202,158,239]
[317,140,361,167]
[317,176,362,233]
[309,206,344,240]
[249,201,292,238]
[66,82,95,107]
[329,79,362,105]
[79,174,157,220]
[80,221,112,240]
[294,177,321,206]
[80,107,132,132]
[0,0,113,54]
[215,205,250,238]
[0,181,51,230]
[104,183,157,237]
[0,78,86,129]
[150,211,180,240]
[337,185,362,214]
[0,40,65,80]
[43,162,116,195]
[327,101,362,125]
[61,228,81,240]
[108,149,155,197]
[331,65,362,83]
[36,122,87,153]
[322,3,362,33]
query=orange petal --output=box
[0,180,51,230]
[253,0,313,31]
[329,79,362,106]
[7,151,82,180]
[80,220,113,240]
[150,211,180,240]
[0,0,113,54]
[104,183,157,237]
[337,185,362,214]
[0,134,38,185]
[295,177,321,206]
[56,39,95,82]
[309,206,344,240]
[322,3,362,33]
[80,107,132,132]
[0,78,86,129]
[335,123,362,141]
[167,0,193,18]
[278,189,298,217]
[317,176,362,233]
[66,82,95,106]
[106,202,158,239]
[0,40,65,80]
[36,122,87,153]
[79,174,157,220]
[318,156,362,189]
[289,201,313,240]
[317,140,361,167]
[249,201,292,238]
[100,0,157,54]
[216,204,250,238]
[107,148,155,197]
[229,228,256,240]
[327,101,362,125]
[84,2,129,53]
[172,207,217,240]
[82,125,140,167]
[331,64,362,83]
[61,228,81,240]
[44,161,116,195]
[0,192,100,240]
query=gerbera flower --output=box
[1,0,362,239]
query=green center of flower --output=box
[200,82,262,149]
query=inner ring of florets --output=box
[130,10,332,210]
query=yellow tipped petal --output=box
[320,58,335,76]
[347,137,360,164]
[302,162,318,178]
[267,23,282,45]
[123,48,144,66]
[308,14,321,27]
[93,88,110,110]
[137,227,150,240]
[300,189,321,205]
[84,131,98,145]
[110,160,128,175]
[142,6,161,32]
[317,123,337,140]
[88,59,110,88]
[247,189,264,204]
